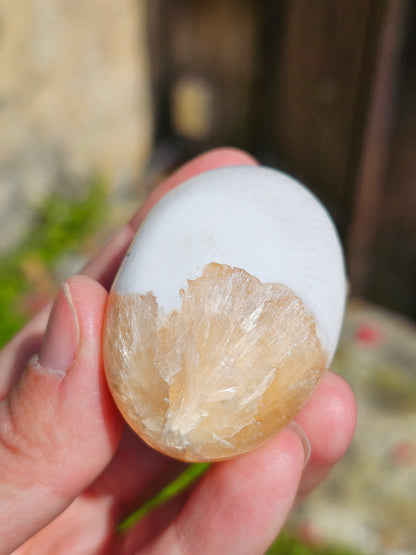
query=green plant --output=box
[0,177,108,347]
[267,531,361,555]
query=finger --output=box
[0,275,123,553]
[126,372,356,553]
[0,148,258,398]
[9,428,187,553]
[135,427,307,555]
[294,371,357,501]
[89,426,186,518]
[119,493,188,553]
[83,147,258,288]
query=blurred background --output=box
[0,1,415,553]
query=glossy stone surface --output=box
[103,166,346,461]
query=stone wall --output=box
[0,0,152,251]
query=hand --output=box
[0,148,356,554]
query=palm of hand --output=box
[15,427,186,553]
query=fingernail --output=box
[288,421,311,467]
[39,282,79,373]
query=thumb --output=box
[0,275,123,552]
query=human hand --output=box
[0,148,356,554]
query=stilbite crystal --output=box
[103,166,346,462]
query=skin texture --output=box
[0,148,357,554]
